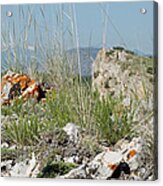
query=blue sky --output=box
[1,1,155,55]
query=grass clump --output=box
[4,115,45,146]
[93,93,136,144]
[2,78,137,148]
[43,85,136,145]
[1,148,18,161]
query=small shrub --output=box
[37,161,77,178]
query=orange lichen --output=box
[108,163,118,171]
[1,71,46,104]
[127,149,137,160]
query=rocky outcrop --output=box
[60,137,153,180]
[92,47,153,100]
[1,121,156,180]
[90,47,156,180]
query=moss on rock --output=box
[37,161,77,178]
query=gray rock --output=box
[63,123,80,144]
[64,156,79,164]
[10,153,36,177]
[60,137,146,180]
[87,150,123,179]
[9,145,17,150]
[1,142,9,148]
[92,48,153,100]
[60,164,87,179]
[1,160,13,171]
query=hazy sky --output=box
[1,1,155,54]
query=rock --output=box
[1,71,46,104]
[87,150,123,179]
[9,145,17,150]
[90,47,156,180]
[55,155,62,161]
[113,138,129,151]
[118,50,127,62]
[124,137,143,171]
[60,164,87,179]
[10,153,36,177]
[64,156,79,164]
[63,123,80,144]
[1,142,9,148]
[60,137,146,180]
[1,160,13,171]
[92,48,153,100]
[30,163,41,178]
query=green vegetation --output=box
[93,94,136,144]
[2,82,137,147]
[37,161,77,178]
[4,115,45,146]
[1,148,18,161]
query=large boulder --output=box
[92,48,153,101]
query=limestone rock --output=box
[92,48,153,101]
[63,123,80,144]
[60,137,145,180]
[1,160,13,176]
[60,164,87,179]
[10,153,36,177]
[87,150,123,179]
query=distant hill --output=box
[66,47,100,76]
[1,47,100,76]
[1,46,152,76]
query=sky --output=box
[1,1,155,55]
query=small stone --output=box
[1,142,9,148]
[63,123,80,144]
[1,160,13,171]
[9,145,17,150]
[140,167,146,174]
[60,164,87,179]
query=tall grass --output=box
[1,4,138,147]
[2,85,137,147]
